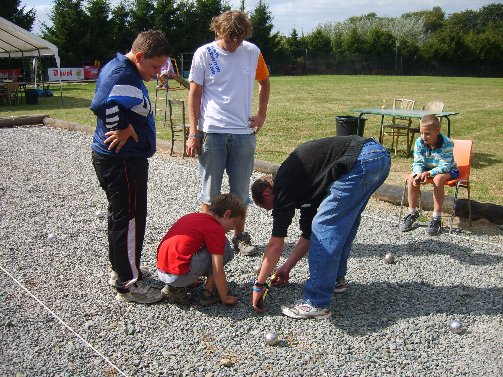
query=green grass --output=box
[1,75,502,205]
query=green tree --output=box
[365,27,394,54]
[130,0,155,32]
[306,29,332,52]
[170,0,198,53]
[286,29,301,51]
[42,0,88,66]
[0,0,36,30]
[477,3,503,28]
[403,6,444,34]
[341,28,365,54]
[82,0,113,64]
[446,10,479,33]
[110,1,135,55]
[249,0,280,62]
[153,0,177,32]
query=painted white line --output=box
[0,264,128,377]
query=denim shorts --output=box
[449,169,460,180]
[198,132,256,205]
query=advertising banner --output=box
[48,67,84,81]
[83,66,100,79]
[0,68,21,80]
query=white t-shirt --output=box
[189,41,265,134]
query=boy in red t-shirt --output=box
[157,194,245,306]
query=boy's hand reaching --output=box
[271,268,289,287]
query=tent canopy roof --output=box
[0,16,60,66]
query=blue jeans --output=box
[304,140,391,308]
[198,133,256,205]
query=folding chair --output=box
[381,98,415,156]
[398,139,473,234]
[168,99,189,157]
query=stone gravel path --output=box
[1,126,502,376]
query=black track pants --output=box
[92,151,148,288]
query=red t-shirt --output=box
[156,213,226,275]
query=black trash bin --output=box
[335,116,365,137]
[25,89,38,105]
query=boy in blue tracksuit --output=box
[400,114,459,236]
[91,30,172,304]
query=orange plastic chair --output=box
[398,139,473,233]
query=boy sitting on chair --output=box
[157,194,242,306]
[400,114,459,235]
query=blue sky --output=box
[22,0,497,35]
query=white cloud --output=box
[31,5,51,34]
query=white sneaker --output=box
[281,300,332,319]
[115,280,164,304]
[109,268,151,287]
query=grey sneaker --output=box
[115,281,164,304]
[109,268,152,287]
[163,285,192,305]
[232,232,257,256]
[399,212,420,232]
[426,217,442,236]
[281,300,332,319]
[199,289,221,306]
[334,277,348,293]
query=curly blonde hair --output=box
[210,10,253,41]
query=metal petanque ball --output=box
[47,233,57,241]
[95,210,105,219]
[384,253,396,264]
[449,320,463,334]
[254,264,261,275]
[265,331,279,346]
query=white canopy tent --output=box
[0,16,62,98]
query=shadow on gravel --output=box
[352,240,503,266]
[180,242,501,329]
[184,279,502,337]
[330,282,503,335]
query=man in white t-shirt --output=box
[186,10,270,256]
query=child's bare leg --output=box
[432,173,451,213]
[407,173,421,210]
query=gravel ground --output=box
[1,126,502,377]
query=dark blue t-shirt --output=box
[90,53,156,158]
